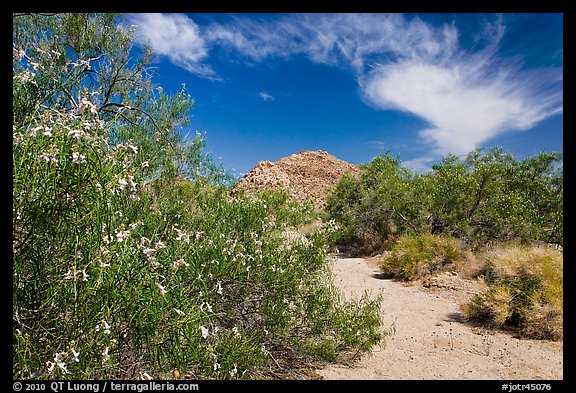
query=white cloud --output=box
[126,13,562,165]
[203,14,561,160]
[204,18,291,60]
[361,56,562,157]
[259,91,274,101]
[127,13,217,79]
[203,13,460,73]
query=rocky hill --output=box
[232,150,361,211]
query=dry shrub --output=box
[461,242,563,340]
[453,251,490,280]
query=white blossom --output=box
[229,364,238,377]
[47,352,69,374]
[58,362,69,374]
[174,228,189,242]
[103,320,111,334]
[173,258,189,269]
[201,302,213,313]
[101,347,110,366]
[127,175,137,193]
[79,96,97,115]
[200,325,209,339]
[16,48,26,60]
[143,247,155,258]
[126,143,138,155]
[64,270,77,280]
[17,70,35,83]
[117,177,128,190]
[156,282,167,296]
[30,126,42,136]
[115,230,130,243]
[71,348,80,363]
[71,151,86,164]
[39,152,51,162]
[67,129,84,139]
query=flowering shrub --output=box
[13,13,383,380]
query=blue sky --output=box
[123,13,563,178]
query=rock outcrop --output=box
[232,150,361,211]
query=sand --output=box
[316,256,563,380]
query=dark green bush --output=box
[326,148,563,255]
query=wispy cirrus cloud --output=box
[127,13,563,167]
[201,13,460,73]
[357,16,563,158]
[361,58,563,157]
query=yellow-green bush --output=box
[461,243,563,340]
[380,233,466,280]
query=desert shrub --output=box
[461,243,563,340]
[13,13,383,380]
[379,233,466,281]
[326,147,563,256]
[426,148,563,248]
[452,251,490,280]
[326,154,417,255]
[324,173,362,248]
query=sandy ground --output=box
[316,256,563,380]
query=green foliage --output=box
[461,243,563,340]
[13,12,231,187]
[380,233,466,280]
[326,147,563,341]
[293,280,382,362]
[326,147,563,254]
[326,153,419,255]
[428,147,563,247]
[325,173,362,247]
[13,13,383,380]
